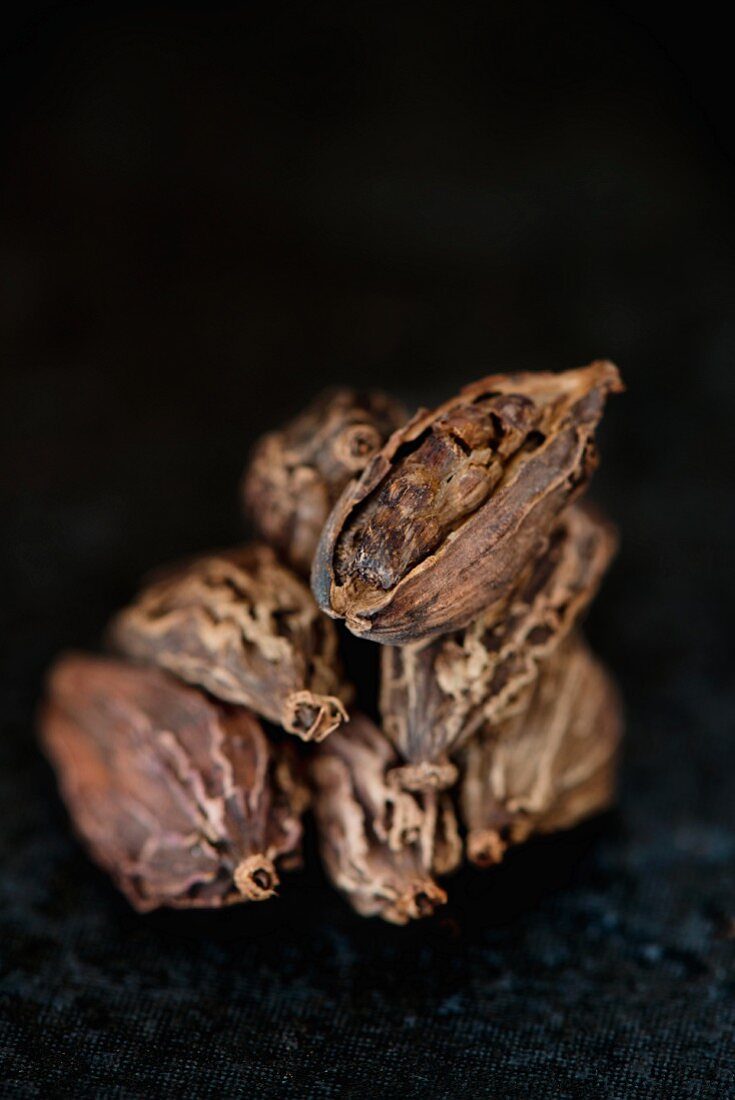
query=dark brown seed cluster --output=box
[39,370,623,922]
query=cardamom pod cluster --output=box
[39,369,624,923]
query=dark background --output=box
[2,3,734,1097]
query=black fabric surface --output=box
[2,4,734,1097]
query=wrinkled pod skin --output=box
[380,503,618,789]
[309,713,462,924]
[312,362,623,645]
[459,633,623,868]
[39,655,309,912]
[242,388,407,576]
[109,544,350,742]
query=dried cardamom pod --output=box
[380,503,617,789]
[309,713,462,923]
[39,654,309,912]
[459,633,622,867]
[242,388,407,575]
[312,361,622,644]
[109,544,349,742]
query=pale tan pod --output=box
[309,713,461,924]
[459,634,623,868]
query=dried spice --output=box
[380,503,617,789]
[40,364,624,925]
[242,388,407,575]
[109,544,349,742]
[459,634,622,867]
[39,654,309,912]
[312,361,622,644]
[309,713,462,923]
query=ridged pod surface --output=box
[380,503,617,789]
[459,634,623,867]
[243,388,407,575]
[309,713,461,924]
[39,655,309,911]
[109,544,349,742]
[312,362,622,644]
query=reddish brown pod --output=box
[109,544,349,742]
[242,388,407,576]
[309,713,461,924]
[380,503,618,789]
[459,634,623,868]
[312,362,622,645]
[39,655,309,912]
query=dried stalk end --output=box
[465,823,524,867]
[380,502,617,770]
[466,831,506,868]
[459,633,622,868]
[309,713,458,923]
[332,423,385,472]
[242,388,407,575]
[108,543,349,740]
[38,654,308,912]
[312,361,623,644]
[384,881,448,925]
[283,691,349,742]
[233,855,279,900]
[387,760,458,792]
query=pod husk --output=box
[380,503,618,788]
[459,633,623,867]
[39,654,309,911]
[109,544,349,742]
[242,388,407,575]
[312,361,622,644]
[309,713,462,924]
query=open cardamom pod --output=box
[39,654,309,912]
[312,361,622,644]
[108,544,349,742]
[459,633,622,868]
[242,388,407,575]
[309,713,462,923]
[380,503,617,789]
